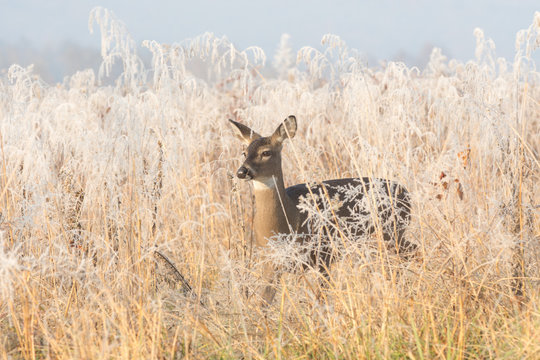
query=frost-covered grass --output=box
[0,8,539,359]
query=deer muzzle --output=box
[236,166,253,180]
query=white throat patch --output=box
[252,177,276,191]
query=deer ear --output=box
[229,119,261,145]
[272,115,297,144]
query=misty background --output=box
[1,0,538,84]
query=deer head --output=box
[229,116,297,188]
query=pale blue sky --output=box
[0,0,538,71]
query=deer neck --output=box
[252,170,298,246]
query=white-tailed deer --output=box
[230,115,414,304]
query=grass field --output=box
[0,8,539,359]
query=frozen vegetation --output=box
[0,7,538,359]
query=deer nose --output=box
[236,166,250,179]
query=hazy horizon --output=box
[1,1,538,82]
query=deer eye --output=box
[242,151,247,158]
[261,150,272,157]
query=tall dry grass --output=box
[0,7,539,359]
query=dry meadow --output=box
[0,8,539,359]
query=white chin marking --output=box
[253,177,276,190]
